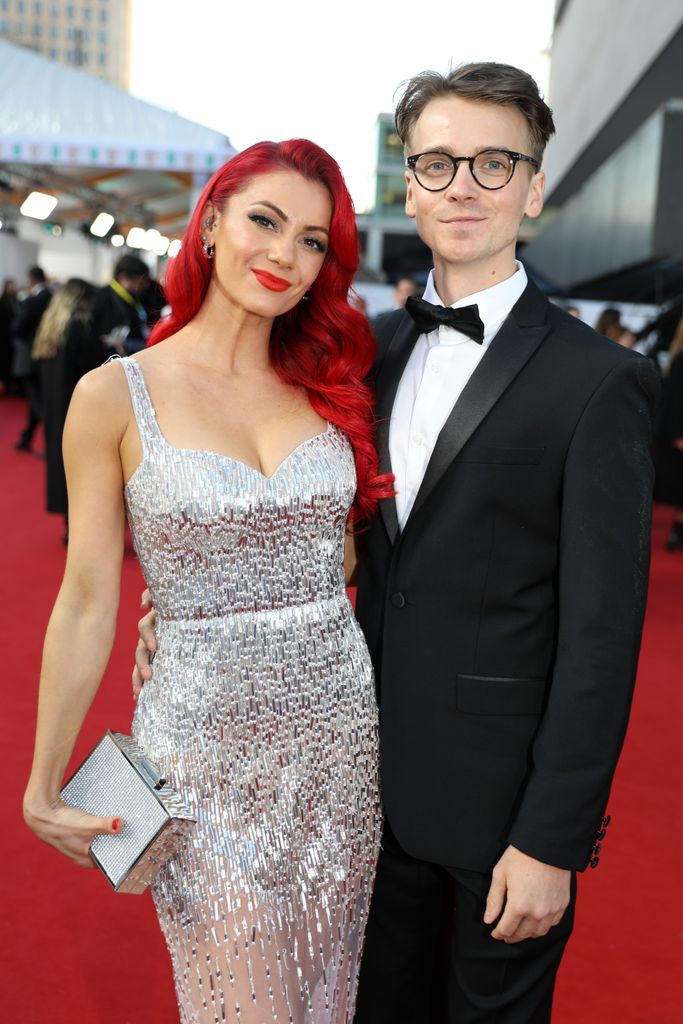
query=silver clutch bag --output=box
[60,730,196,894]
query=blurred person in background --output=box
[12,266,52,452]
[634,297,683,363]
[393,276,419,308]
[92,254,150,356]
[654,315,683,550]
[595,306,636,348]
[0,277,19,393]
[379,276,419,316]
[32,278,104,543]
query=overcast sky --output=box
[129,0,555,213]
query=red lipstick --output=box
[251,269,291,292]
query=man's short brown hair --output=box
[395,62,556,165]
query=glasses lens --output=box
[472,151,514,188]
[413,153,455,189]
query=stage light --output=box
[167,239,181,258]
[44,222,63,237]
[152,234,170,257]
[126,226,147,248]
[143,228,161,251]
[20,191,58,220]
[111,233,125,247]
[90,212,115,238]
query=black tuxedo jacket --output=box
[355,280,660,873]
[93,283,141,339]
[14,286,51,344]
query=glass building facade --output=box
[0,0,131,88]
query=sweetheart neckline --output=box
[124,422,334,490]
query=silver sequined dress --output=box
[119,357,382,1024]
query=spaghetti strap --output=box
[117,356,163,458]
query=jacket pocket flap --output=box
[456,675,547,715]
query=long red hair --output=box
[150,139,392,524]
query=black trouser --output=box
[17,372,42,446]
[355,823,576,1024]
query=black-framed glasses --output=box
[406,149,540,191]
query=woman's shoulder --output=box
[70,357,133,427]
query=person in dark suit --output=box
[91,254,150,356]
[13,266,52,451]
[349,64,659,1023]
[0,277,19,393]
[131,63,659,1024]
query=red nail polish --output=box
[112,818,122,832]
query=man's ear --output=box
[524,171,545,221]
[405,172,416,220]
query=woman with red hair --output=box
[24,140,391,1023]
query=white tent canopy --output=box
[0,38,236,174]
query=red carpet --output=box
[1,393,681,1023]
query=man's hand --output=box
[484,845,571,943]
[132,588,156,701]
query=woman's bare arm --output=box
[23,365,130,865]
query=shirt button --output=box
[391,592,406,608]
[430,363,439,374]
[413,434,425,448]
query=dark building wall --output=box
[525,107,669,289]
[654,104,683,256]
[547,25,683,206]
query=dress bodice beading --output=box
[121,356,356,621]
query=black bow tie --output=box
[405,295,485,344]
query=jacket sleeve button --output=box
[590,856,600,869]
[391,592,406,608]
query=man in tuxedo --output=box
[351,63,659,1022]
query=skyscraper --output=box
[0,0,132,90]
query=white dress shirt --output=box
[389,262,528,530]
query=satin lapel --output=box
[404,283,551,532]
[374,312,421,545]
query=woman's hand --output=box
[132,588,157,701]
[23,797,123,869]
